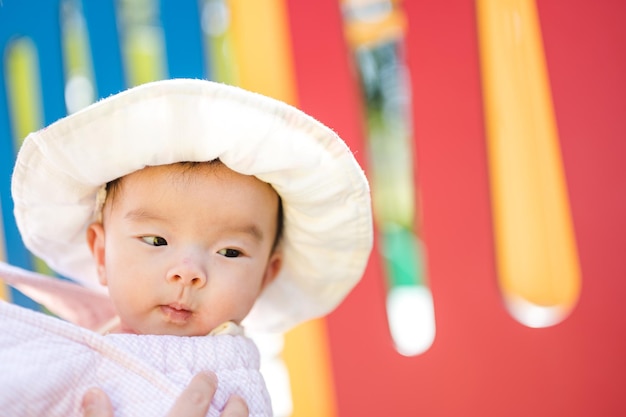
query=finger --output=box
[81,388,113,417]
[167,372,217,417]
[221,395,249,417]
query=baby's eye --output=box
[141,236,168,246]
[218,248,241,258]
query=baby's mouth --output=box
[160,303,193,324]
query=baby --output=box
[0,78,373,417]
[88,160,283,338]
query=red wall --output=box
[288,0,626,416]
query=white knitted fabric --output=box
[0,301,272,417]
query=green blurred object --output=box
[343,4,435,355]
[381,224,424,288]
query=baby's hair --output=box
[102,159,284,251]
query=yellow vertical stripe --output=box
[202,1,238,85]
[226,0,337,415]
[477,0,581,321]
[118,1,166,87]
[6,38,43,146]
[0,197,7,300]
[226,0,296,103]
[3,38,45,301]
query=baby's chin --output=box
[114,321,212,337]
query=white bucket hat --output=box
[11,78,373,333]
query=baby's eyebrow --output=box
[227,224,264,242]
[124,209,265,242]
[124,208,168,223]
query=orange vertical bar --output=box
[282,319,338,417]
[476,0,582,326]
[227,0,296,102]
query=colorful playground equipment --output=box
[1,0,624,416]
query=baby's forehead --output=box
[128,160,224,179]
[116,161,234,188]
[110,161,277,200]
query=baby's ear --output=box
[262,251,283,290]
[86,222,108,286]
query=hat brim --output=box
[12,79,373,332]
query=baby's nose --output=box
[166,258,207,288]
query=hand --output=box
[81,372,249,417]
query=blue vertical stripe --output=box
[0,0,65,308]
[160,0,209,80]
[82,0,126,98]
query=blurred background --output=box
[0,0,625,416]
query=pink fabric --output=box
[0,261,115,331]
[0,301,272,416]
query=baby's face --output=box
[87,162,282,336]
